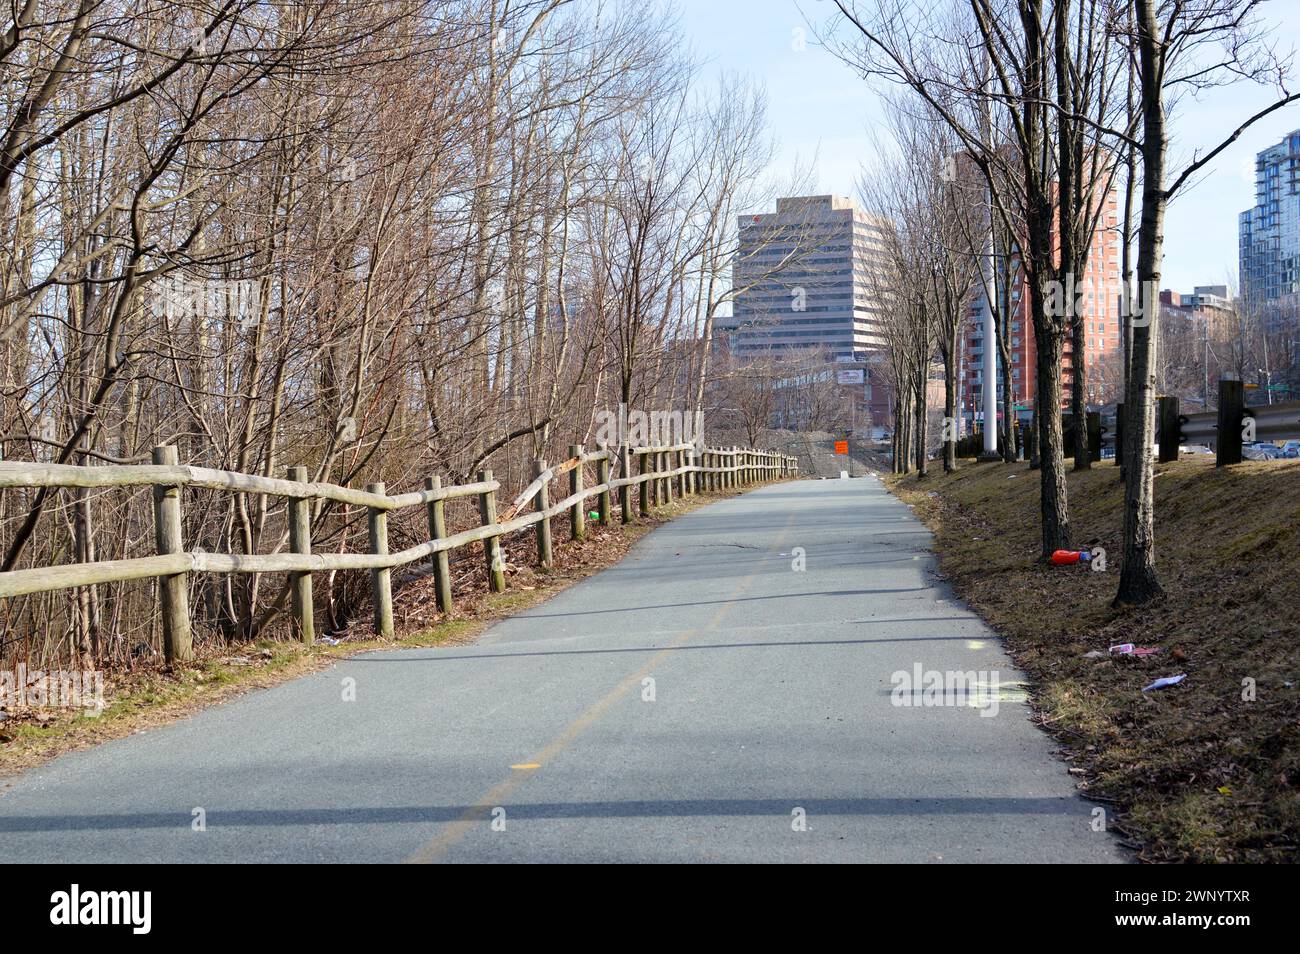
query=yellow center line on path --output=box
[405,513,795,864]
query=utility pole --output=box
[977,223,1000,459]
[1203,315,1209,410]
[977,55,1000,462]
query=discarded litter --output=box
[1050,549,1092,565]
[1110,643,1161,657]
[587,510,599,519]
[1007,474,1018,479]
[1082,650,1107,659]
[1142,674,1187,692]
[316,637,341,646]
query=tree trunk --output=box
[1115,0,1165,605]
[1033,286,1071,556]
[943,349,957,472]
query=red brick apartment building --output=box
[960,185,1122,432]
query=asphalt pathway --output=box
[0,476,1125,863]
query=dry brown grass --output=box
[887,456,1300,862]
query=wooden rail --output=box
[0,442,799,661]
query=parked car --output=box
[1243,442,1282,461]
[1280,440,1300,459]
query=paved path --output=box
[0,476,1125,863]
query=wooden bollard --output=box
[569,444,585,541]
[597,444,613,526]
[287,465,314,643]
[1217,379,1245,467]
[479,469,506,592]
[1158,396,1180,463]
[366,481,394,638]
[151,445,193,663]
[535,459,553,568]
[425,476,453,614]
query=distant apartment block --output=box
[1239,130,1300,323]
[1160,285,1236,336]
[721,195,891,360]
[960,182,1122,429]
[720,194,894,429]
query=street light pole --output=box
[977,217,1000,460]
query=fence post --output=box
[663,449,675,505]
[151,445,192,664]
[597,444,613,526]
[425,476,453,614]
[366,482,394,638]
[479,469,506,591]
[1217,378,1245,467]
[569,444,586,541]
[638,450,651,516]
[535,459,553,568]
[1158,396,1180,463]
[704,450,713,491]
[287,465,314,644]
[620,443,633,523]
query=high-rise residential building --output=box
[720,194,894,430]
[721,195,891,360]
[1239,130,1300,321]
[959,182,1122,432]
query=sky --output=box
[679,0,1300,295]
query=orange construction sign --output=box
[834,440,849,455]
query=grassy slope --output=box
[887,456,1299,862]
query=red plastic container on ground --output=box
[1050,549,1089,565]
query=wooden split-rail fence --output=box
[0,443,798,662]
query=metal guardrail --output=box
[1150,382,1300,466]
[1177,401,1300,443]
